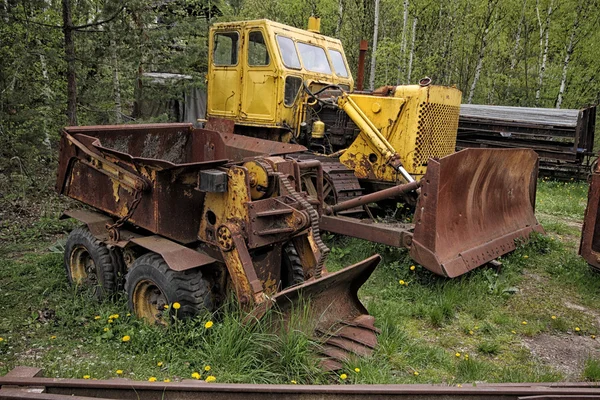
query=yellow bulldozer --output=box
[55,17,542,372]
[203,17,543,278]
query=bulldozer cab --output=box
[207,19,353,129]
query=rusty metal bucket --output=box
[272,254,381,370]
[410,148,544,277]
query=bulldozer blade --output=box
[410,148,544,278]
[271,254,381,371]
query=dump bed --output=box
[56,123,306,244]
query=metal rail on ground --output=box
[2,367,600,400]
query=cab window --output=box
[276,35,301,69]
[213,32,239,66]
[328,49,348,78]
[248,31,270,66]
[296,42,331,74]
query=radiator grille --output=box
[413,102,460,170]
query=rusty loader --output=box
[204,17,543,278]
[56,124,381,370]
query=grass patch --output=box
[583,358,600,381]
[1,180,598,383]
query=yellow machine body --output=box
[207,19,353,129]
[339,86,461,181]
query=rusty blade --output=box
[580,169,600,269]
[410,148,544,278]
[272,254,381,369]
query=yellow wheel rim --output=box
[69,245,97,287]
[132,279,168,324]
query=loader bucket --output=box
[272,254,381,371]
[410,148,544,278]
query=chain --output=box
[106,188,143,241]
[273,170,329,279]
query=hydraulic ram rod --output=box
[326,180,420,215]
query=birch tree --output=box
[467,0,498,104]
[368,0,380,90]
[535,0,554,106]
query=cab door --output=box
[207,30,241,118]
[240,29,278,124]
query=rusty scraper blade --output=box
[272,254,381,371]
[410,148,544,278]
[580,167,600,269]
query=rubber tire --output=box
[125,253,214,321]
[281,242,305,288]
[64,226,116,301]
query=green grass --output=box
[1,180,599,384]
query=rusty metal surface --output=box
[130,236,217,271]
[580,165,600,269]
[320,215,413,249]
[3,367,600,400]
[410,148,544,277]
[327,181,419,214]
[272,254,381,369]
[356,40,368,91]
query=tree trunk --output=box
[335,0,344,36]
[62,0,77,125]
[407,17,417,84]
[368,0,380,90]
[467,0,497,104]
[110,29,122,123]
[510,0,527,71]
[397,0,409,84]
[535,0,553,107]
[555,0,583,109]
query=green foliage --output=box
[583,358,600,381]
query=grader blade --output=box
[410,148,544,278]
[272,254,381,371]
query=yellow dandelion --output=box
[157,362,163,367]
[50,335,57,340]
[523,255,529,259]
[575,327,581,332]
[354,367,360,373]
[94,316,101,320]
[164,379,171,382]
[551,315,557,320]
[522,321,527,325]
[465,354,469,360]
[103,327,109,332]
[173,302,181,310]
[148,377,157,382]
[290,380,297,384]
[204,365,211,372]
[205,376,216,383]
[457,384,462,388]
[410,265,416,271]
[83,375,90,379]
[399,280,405,285]
[127,313,131,317]
[469,330,474,335]
[0,338,4,342]
[592,335,596,339]
[340,373,347,380]
[455,352,461,357]
[205,321,214,329]
[164,305,169,309]
[108,319,113,323]
[511,330,517,334]
[413,371,419,376]
[116,370,123,375]
[191,372,201,380]
[122,335,131,342]
[112,314,119,319]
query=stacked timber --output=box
[456,104,597,180]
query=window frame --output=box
[295,41,333,75]
[247,30,271,67]
[275,34,302,71]
[327,48,349,78]
[212,31,240,67]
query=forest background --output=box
[1,0,599,184]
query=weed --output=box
[583,358,600,381]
